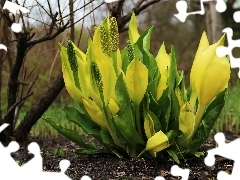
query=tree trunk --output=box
[15,73,65,142]
[205,1,223,44]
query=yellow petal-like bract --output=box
[89,42,117,106]
[146,131,170,152]
[179,102,195,148]
[144,111,155,139]
[128,12,140,44]
[156,43,170,100]
[82,98,108,131]
[190,31,209,93]
[191,33,230,106]
[125,57,148,105]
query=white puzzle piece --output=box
[174,0,227,22]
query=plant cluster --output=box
[46,13,230,162]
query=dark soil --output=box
[9,131,239,180]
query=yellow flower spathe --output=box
[156,43,170,100]
[59,44,89,104]
[191,33,230,106]
[146,131,170,152]
[179,102,195,148]
[82,98,108,131]
[190,31,209,94]
[87,41,117,106]
[144,111,155,139]
[128,12,140,44]
[125,57,148,105]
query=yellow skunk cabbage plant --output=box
[46,13,230,162]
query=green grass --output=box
[16,100,83,138]
[215,82,240,134]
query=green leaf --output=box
[148,54,159,82]
[168,46,178,91]
[121,48,130,73]
[75,149,111,155]
[179,72,188,102]
[168,90,180,130]
[148,91,161,118]
[167,150,180,164]
[148,69,160,100]
[136,26,153,53]
[134,26,157,80]
[133,43,143,61]
[194,151,204,157]
[158,88,171,132]
[45,118,97,150]
[166,130,180,146]
[148,110,162,133]
[115,73,134,127]
[176,70,183,87]
[188,90,227,153]
[113,116,144,147]
[63,107,113,145]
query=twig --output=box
[4,92,33,118]
[49,30,68,83]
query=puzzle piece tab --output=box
[216,27,240,78]
[233,11,240,23]
[205,132,240,180]
[0,123,75,179]
[174,0,227,22]
[3,0,30,33]
[154,165,189,180]
[171,165,190,180]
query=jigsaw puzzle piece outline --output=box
[216,27,240,78]
[204,132,240,179]
[3,1,30,33]
[174,0,227,22]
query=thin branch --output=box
[135,0,145,9]
[78,0,86,47]
[49,30,68,83]
[56,0,95,22]
[4,92,33,119]
[26,22,69,46]
[57,0,64,26]
[117,0,162,32]
[67,2,104,28]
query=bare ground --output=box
[9,130,239,180]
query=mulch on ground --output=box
[9,130,239,180]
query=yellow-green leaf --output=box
[62,63,83,104]
[146,131,170,152]
[128,12,140,44]
[156,43,170,100]
[59,44,74,82]
[156,69,168,100]
[89,41,117,105]
[179,102,195,148]
[125,57,148,105]
[93,23,103,49]
[190,31,209,93]
[156,43,170,73]
[108,98,120,116]
[175,87,184,108]
[144,111,155,138]
[59,43,87,103]
[82,97,108,131]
